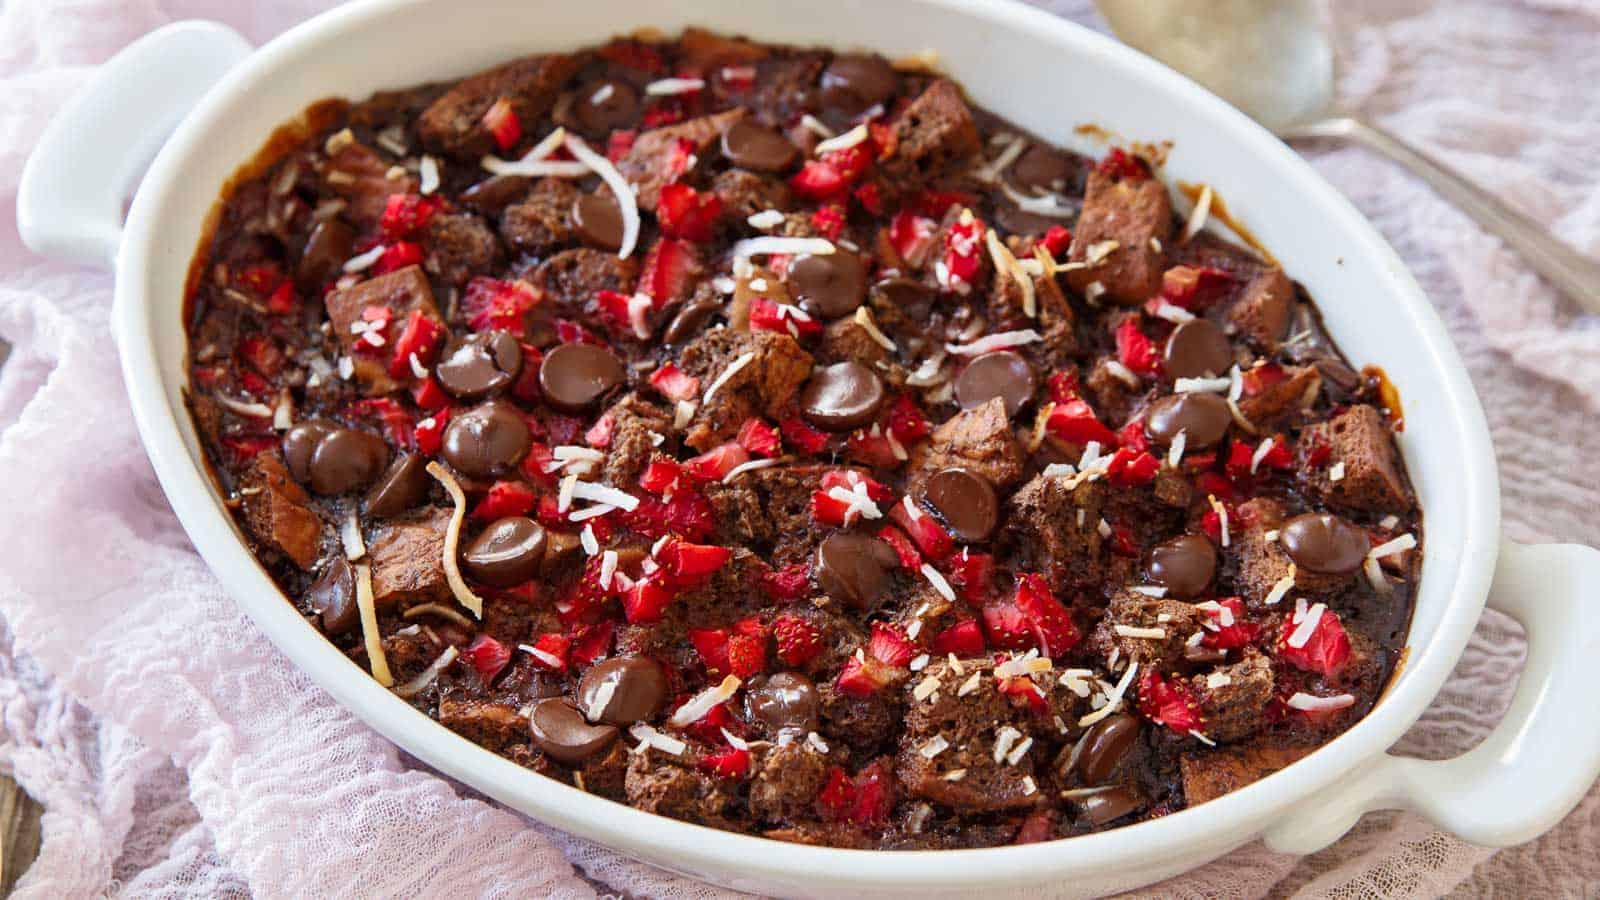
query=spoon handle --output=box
[1282,116,1600,316]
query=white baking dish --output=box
[17,2,1600,896]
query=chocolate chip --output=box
[1281,512,1369,575]
[1148,534,1216,599]
[460,516,547,587]
[364,453,432,518]
[800,361,885,431]
[442,400,531,478]
[539,343,626,413]
[815,532,898,608]
[745,672,819,736]
[1163,319,1232,380]
[1143,392,1231,449]
[297,218,355,291]
[787,252,866,319]
[577,656,667,725]
[954,350,1036,417]
[923,467,998,542]
[307,555,357,636]
[436,330,523,400]
[1078,785,1144,825]
[721,119,800,172]
[1010,144,1077,194]
[818,54,897,118]
[871,277,934,323]
[528,698,619,765]
[572,190,625,251]
[573,78,640,134]
[308,428,389,495]
[460,175,531,214]
[1076,713,1141,784]
[662,295,722,345]
[282,420,336,484]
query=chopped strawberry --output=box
[637,458,688,495]
[845,428,903,470]
[790,144,873,202]
[387,309,447,379]
[648,362,700,402]
[689,627,732,676]
[887,498,955,561]
[810,203,847,240]
[472,480,537,520]
[780,417,832,456]
[1047,370,1083,404]
[414,407,450,456]
[996,668,1049,715]
[552,318,603,345]
[1114,318,1163,378]
[944,551,995,605]
[930,620,985,657]
[876,526,923,571]
[1278,607,1352,678]
[266,283,298,315]
[735,418,782,457]
[698,747,751,779]
[656,182,722,242]
[482,97,522,152]
[379,193,441,241]
[673,696,742,745]
[773,614,823,666]
[641,101,687,128]
[1118,419,1152,454]
[525,633,570,672]
[1106,447,1160,487]
[1014,811,1058,845]
[1034,225,1072,258]
[682,442,751,482]
[885,394,931,445]
[1195,471,1236,503]
[1138,670,1205,733]
[462,634,512,684]
[888,210,939,268]
[636,238,701,305]
[1201,597,1261,651]
[852,181,884,216]
[593,289,643,340]
[1240,361,1287,397]
[1223,441,1255,483]
[1108,522,1140,557]
[834,656,885,696]
[867,623,915,667]
[622,574,676,625]
[579,414,615,452]
[373,241,424,275]
[1159,265,1233,311]
[822,469,893,502]
[510,342,545,403]
[656,538,733,580]
[1012,573,1081,657]
[760,562,812,602]
[817,766,854,820]
[237,334,285,378]
[939,214,984,295]
[811,470,890,526]
[1096,147,1149,180]
[621,491,717,541]
[411,376,449,412]
[462,277,542,335]
[349,396,415,448]
[982,603,1035,651]
[849,761,894,828]
[606,129,637,162]
[912,189,976,219]
[749,298,822,338]
[568,620,615,666]
[1046,398,1119,448]
[726,629,767,678]
[220,434,280,464]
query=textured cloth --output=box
[0,0,1597,897]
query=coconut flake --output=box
[984,228,1036,318]
[215,395,275,419]
[1181,184,1214,243]
[1364,556,1394,595]
[1264,570,1296,606]
[1206,672,1233,690]
[912,674,942,702]
[1078,661,1139,728]
[1167,430,1188,469]
[564,133,641,259]
[673,400,697,430]
[418,155,441,195]
[1006,736,1034,767]
[402,603,474,628]
[919,735,950,759]
[393,645,458,698]
[813,123,870,155]
[920,564,956,602]
[1287,692,1356,712]
[1369,533,1417,559]
[668,675,742,727]
[1250,437,1276,475]
[731,236,836,260]
[956,671,983,697]
[1115,625,1167,640]
[975,134,1029,184]
[909,653,930,672]
[746,209,786,230]
[1329,460,1347,482]
[1379,514,1401,530]
[1103,360,1140,389]
[567,503,617,522]
[343,244,386,273]
[1130,585,1169,598]
[799,114,835,139]
[341,511,367,561]
[1174,376,1232,394]
[998,180,1077,218]
[722,457,781,482]
[853,306,898,351]
[944,329,1043,357]
[587,678,619,722]
[645,77,706,96]
[703,351,756,406]
[629,723,687,756]
[424,461,485,619]
[992,726,1023,764]
[1208,494,1231,548]
[570,480,641,512]
[1286,602,1327,649]
[995,656,1052,679]
[598,550,619,590]
[1151,299,1195,324]
[806,731,830,754]
[353,562,394,687]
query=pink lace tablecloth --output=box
[1,0,1597,896]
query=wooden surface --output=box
[0,777,42,895]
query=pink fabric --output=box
[0,1,1597,897]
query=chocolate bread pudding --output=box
[182,28,1421,848]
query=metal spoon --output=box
[1096,0,1600,314]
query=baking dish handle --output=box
[1264,539,1600,854]
[17,20,254,270]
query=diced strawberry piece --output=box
[411,376,449,412]
[1241,362,1287,397]
[760,562,812,602]
[1278,607,1352,678]
[350,397,415,449]
[1303,437,1333,469]
[1014,811,1057,844]
[373,241,424,275]
[811,204,847,241]
[1046,398,1119,448]
[462,277,542,336]
[876,526,923,570]
[1159,265,1233,311]
[748,298,823,338]
[773,614,823,666]
[636,238,700,305]
[1118,419,1151,454]
[1224,441,1255,482]
[234,263,286,296]
[220,434,280,464]
[945,551,995,605]
[622,574,676,625]
[482,97,522,152]
[380,193,441,241]
[620,491,716,541]
[834,656,885,697]
[689,627,732,677]
[1108,522,1140,557]
[415,407,450,456]
[648,362,700,402]
[1137,670,1206,733]
[821,469,892,502]
[1096,147,1149,180]
[1106,447,1160,487]
[698,747,751,779]
[885,394,931,445]
[606,129,637,162]
[1047,370,1083,404]
[1034,225,1072,257]
[641,101,687,128]
[790,144,873,202]
[510,342,544,403]
[657,538,733,580]
[637,458,687,495]
[472,480,537,520]
[237,334,285,378]
[1195,471,1235,503]
[656,182,722,242]
[810,490,856,527]
[1199,508,1224,544]
[267,279,299,313]
[852,181,884,216]
[845,429,903,470]
[982,603,1034,651]
[525,633,570,672]
[912,189,976,219]
[996,668,1049,715]
[930,620,985,657]
[888,210,939,268]
[682,442,751,482]
[866,623,915,668]
[568,620,615,666]
[780,417,832,455]
[583,412,616,450]
[735,418,782,457]
[1114,318,1163,378]
[727,630,767,678]
[1012,573,1081,657]
[1201,597,1262,651]
[387,309,447,379]
[593,289,641,340]
[817,766,855,820]
[849,761,894,829]
[237,370,273,397]
[718,64,758,88]
[462,634,512,684]
[887,499,955,561]
[939,215,984,295]
[552,319,603,346]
